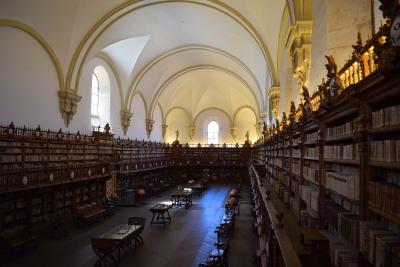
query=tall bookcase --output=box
[254,6,400,266]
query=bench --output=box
[0,225,38,256]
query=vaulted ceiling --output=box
[63,0,293,124]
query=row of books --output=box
[299,185,318,211]
[327,119,356,138]
[291,162,300,176]
[368,181,400,218]
[338,212,360,248]
[274,159,283,168]
[289,196,301,220]
[0,155,23,163]
[306,131,318,143]
[278,186,290,204]
[291,179,300,195]
[292,149,301,158]
[324,144,360,161]
[371,104,400,129]
[284,149,290,157]
[325,171,360,201]
[328,237,358,267]
[277,170,289,187]
[359,220,400,266]
[305,147,318,158]
[292,137,301,146]
[304,166,319,184]
[370,139,400,163]
[300,209,319,228]
[373,168,400,186]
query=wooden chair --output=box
[91,238,120,267]
[199,242,228,267]
[127,217,145,247]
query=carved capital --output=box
[162,124,168,139]
[268,86,280,121]
[287,21,312,66]
[145,119,154,139]
[287,21,312,93]
[120,110,133,135]
[188,125,195,140]
[230,127,238,140]
[58,90,81,126]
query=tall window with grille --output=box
[207,121,219,144]
[91,73,100,127]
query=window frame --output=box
[91,73,100,119]
[207,121,219,144]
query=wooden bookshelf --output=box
[253,7,400,266]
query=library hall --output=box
[0,0,400,266]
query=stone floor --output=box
[6,184,257,267]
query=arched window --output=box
[91,73,100,118]
[91,66,110,128]
[207,121,219,144]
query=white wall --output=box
[165,109,191,144]
[0,0,80,73]
[193,110,233,145]
[309,0,328,93]
[151,105,163,142]
[309,0,372,93]
[0,27,63,130]
[126,94,147,140]
[373,0,384,33]
[234,108,257,144]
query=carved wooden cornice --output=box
[58,90,81,126]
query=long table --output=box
[171,190,192,208]
[92,224,143,265]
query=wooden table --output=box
[300,228,328,248]
[100,224,143,241]
[190,184,205,196]
[92,224,143,266]
[171,191,192,208]
[150,203,172,224]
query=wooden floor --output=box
[6,184,257,267]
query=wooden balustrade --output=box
[250,165,303,267]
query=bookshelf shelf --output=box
[325,134,355,144]
[369,161,400,170]
[369,125,400,136]
[324,159,360,166]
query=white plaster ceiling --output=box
[101,35,149,87]
[72,0,288,119]
[159,68,258,121]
